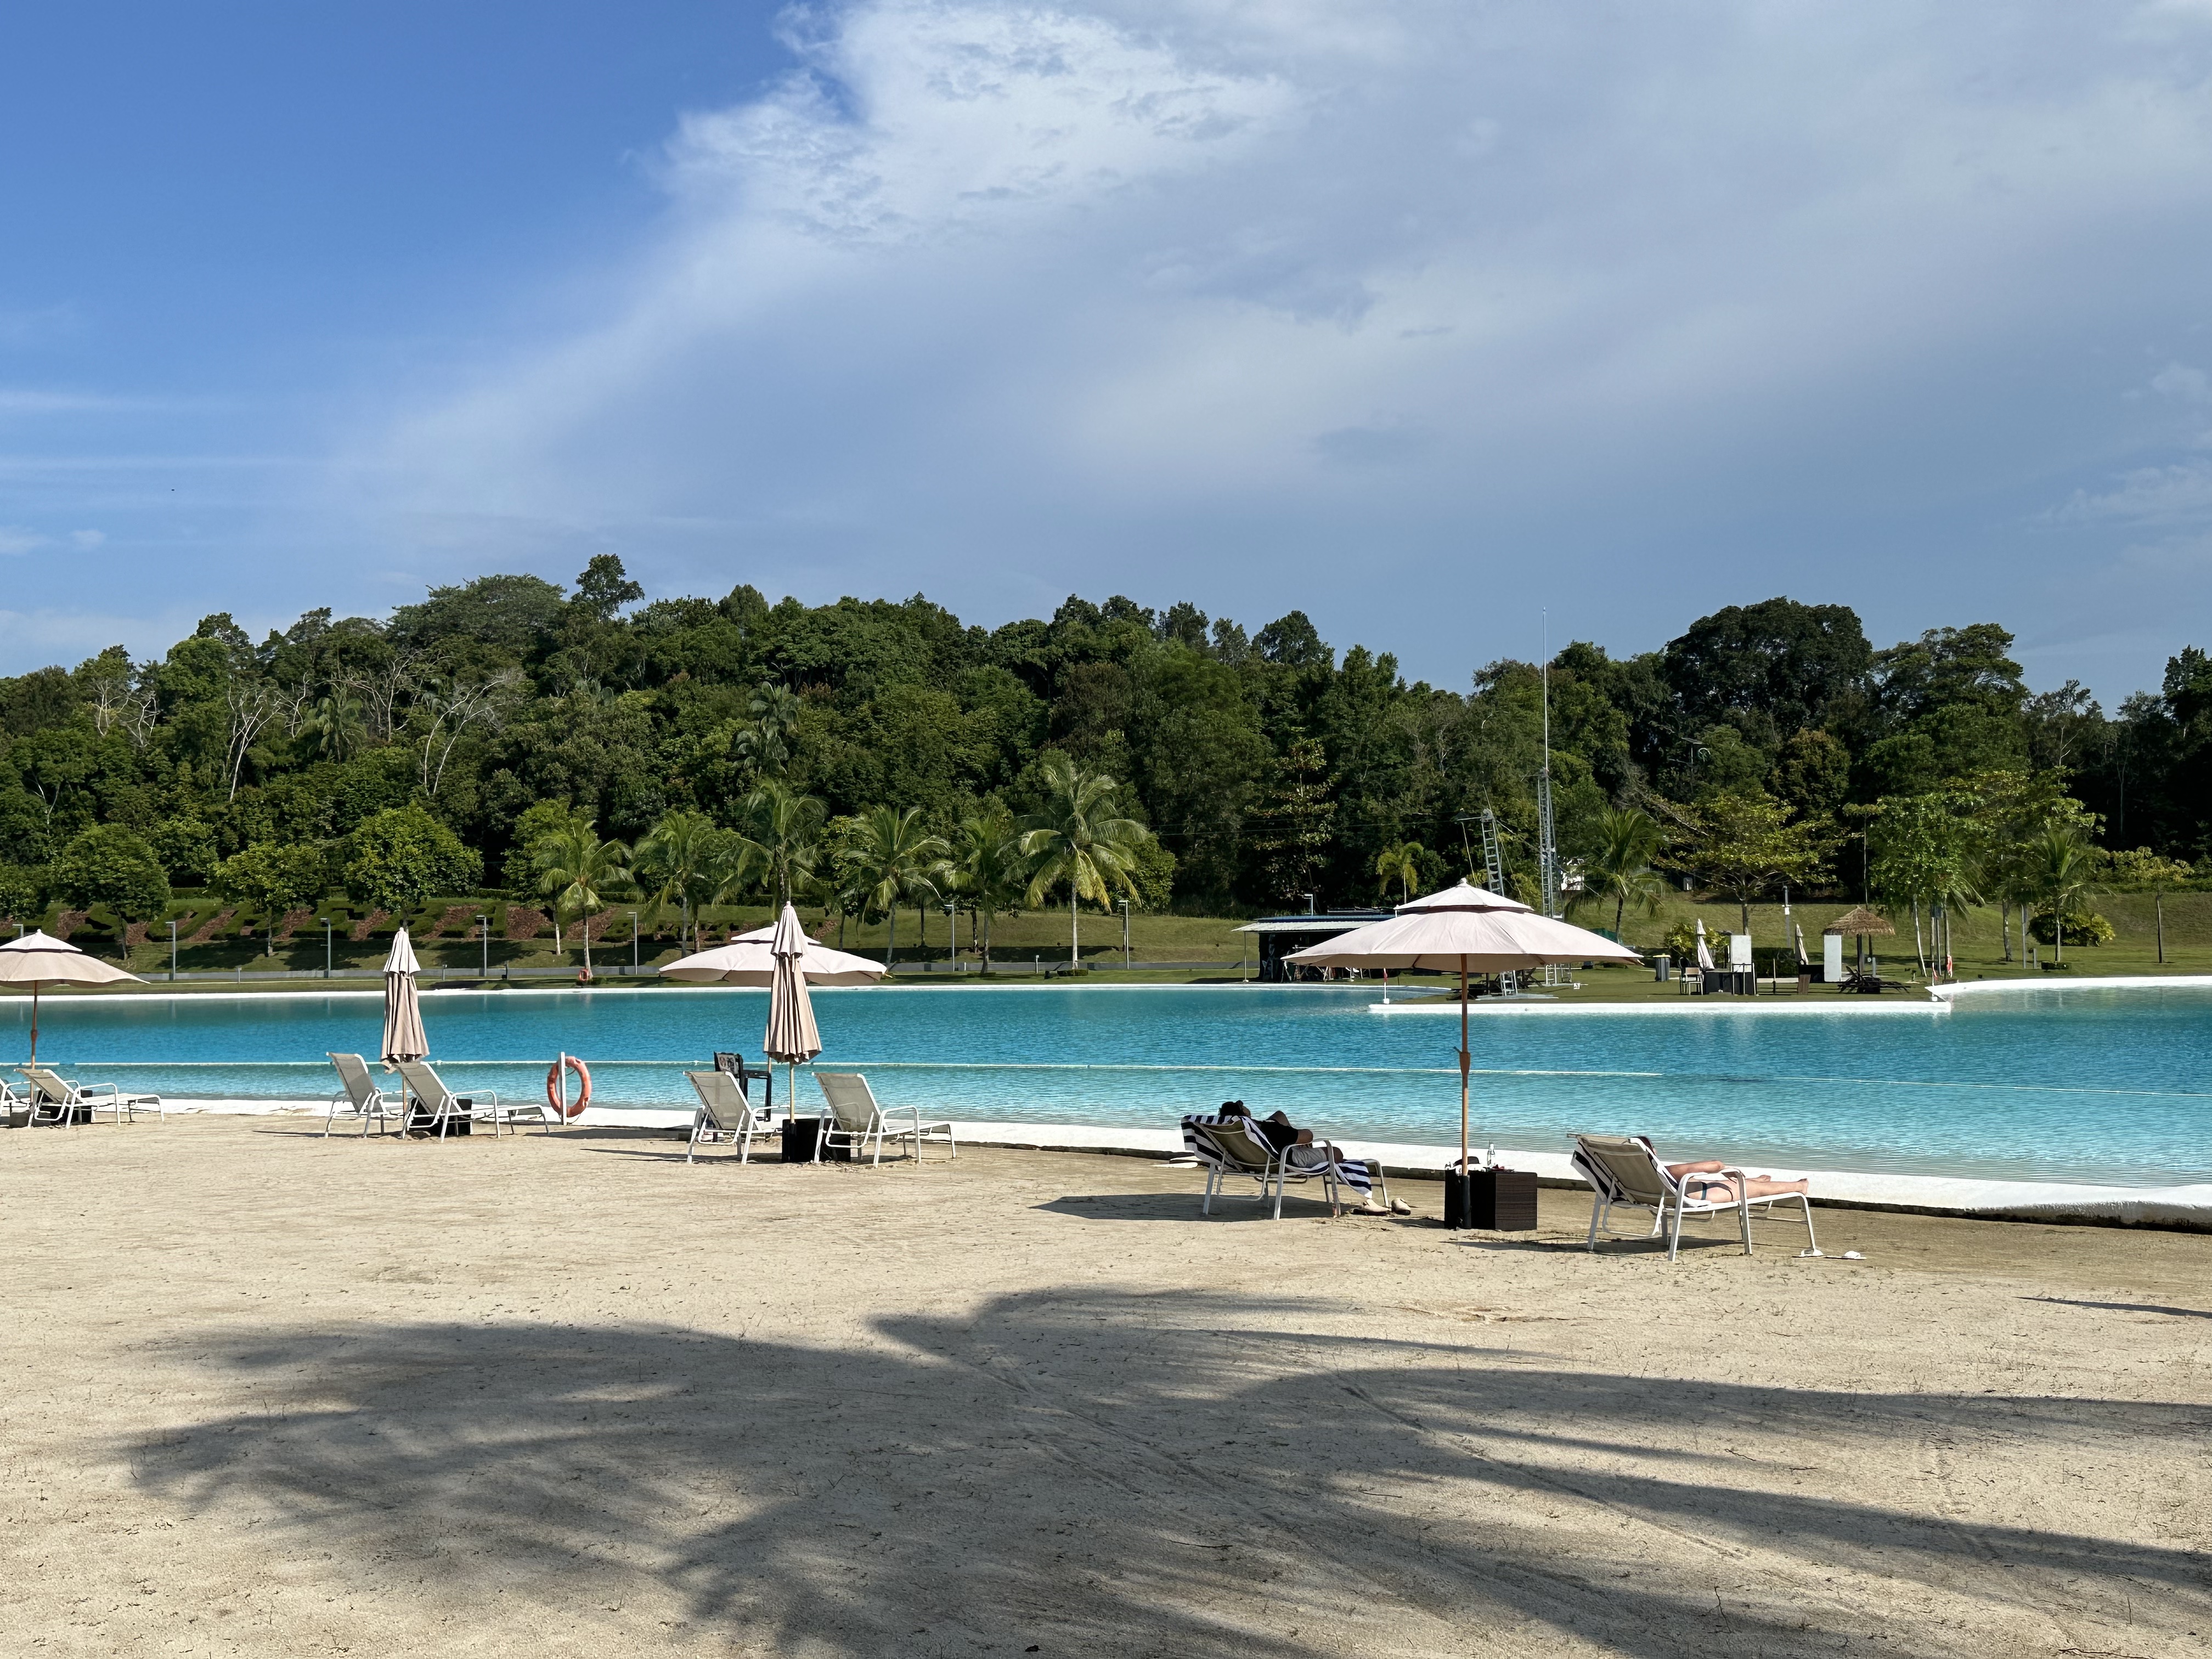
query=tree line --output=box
[0,565,2203,964]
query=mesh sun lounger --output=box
[1569,1132,1819,1260]
[325,1053,406,1138]
[1180,1114,1377,1218]
[18,1065,164,1125]
[394,1059,551,1139]
[686,1069,768,1164]
[813,1072,955,1165]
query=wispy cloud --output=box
[0,527,45,556]
[2055,461,2212,526]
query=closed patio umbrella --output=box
[763,904,825,1116]
[381,927,428,1065]
[1285,883,1640,1184]
[0,930,143,1068]
[1694,917,1716,973]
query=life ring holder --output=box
[546,1052,591,1119]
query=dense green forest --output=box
[1,558,2205,956]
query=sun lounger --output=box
[325,1052,406,1138]
[1181,1114,1371,1218]
[393,1059,550,1139]
[813,1072,955,1165]
[1568,1132,1818,1260]
[18,1065,164,1125]
[686,1069,768,1164]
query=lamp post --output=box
[321,917,332,979]
[477,914,489,979]
[169,919,179,982]
[629,911,639,973]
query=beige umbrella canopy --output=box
[659,923,886,987]
[0,930,143,1068]
[1286,883,1641,1177]
[380,927,428,1065]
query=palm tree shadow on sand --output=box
[127,1288,2212,1656]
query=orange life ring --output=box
[545,1054,591,1118]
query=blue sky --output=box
[7,3,2212,706]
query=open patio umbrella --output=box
[381,927,428,1065]
[1285,882,1640,1181]
[762,903,825,1116]
[0,930,143,1068]
[658,922,886,987]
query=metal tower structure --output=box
[1537,611,1560,921]
[1477,809,1506,895]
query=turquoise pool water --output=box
[7,984,2210,1185]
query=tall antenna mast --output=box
[1538,611,1559,921]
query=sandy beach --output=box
[4,1116,2209,1657]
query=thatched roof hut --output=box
[1822,906,1896,936]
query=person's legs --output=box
[1667,1159,1726,1178]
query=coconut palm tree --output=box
[2027,821,2100,964]
[1571,808,1667,939]
[951,800,1028,970]
[530,819,634,975]
[736,779,827,910]
[634,810,744,952]
[1019,757,1149,970]
[842,805,950,967]
[1373,841,1424,905]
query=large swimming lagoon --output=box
[9,983,2210,1186]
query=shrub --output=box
[2028,909,2113,947]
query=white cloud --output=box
[2055,460,2212,526]
[345,0,2212,694]
[69,529,106,549]
[0,526,45,556]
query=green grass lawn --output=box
[32,887,2212,993]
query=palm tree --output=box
[842,805,949,967]
[302,689,366,762]
[732,681,804,776]
[950,800,1028,970]
[736,779,827,909]
[530,819,634,975]
[1373,841,1424,905]
[1019,756,1149,970]
[2027,821,2099,964]
[1572,808,1667,939]
[634,810,744,952]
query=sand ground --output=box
[4,1117,2209,1658]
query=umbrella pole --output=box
[29,982,38,1070]
[1458,956,1470,1174]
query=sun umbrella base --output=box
[1443,1167,1539,1231]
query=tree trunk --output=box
[1070,887,1079,969]
[2157,891,2165,964]
[2055,912,2063,964]
[886,908,897,968]
[2000,900,2010,963]
[982,909,992,970]
[582,916,593,975]
[1912,900,1926,978]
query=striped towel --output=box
[1181,1115,1375,1197]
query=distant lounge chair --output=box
[813,1072,955,1165]
[686,1069,768,1164]
[325,1053,406,1138]
[394,1059,551,1139]
[1569,1132,1818,1260]
[18,1065,164,1125]
[1182,1114,1362,1219]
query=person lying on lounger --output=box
[1666,1159,1809,1204]
[1217,1103,1410,1216]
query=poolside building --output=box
[1234,909,1395,982]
